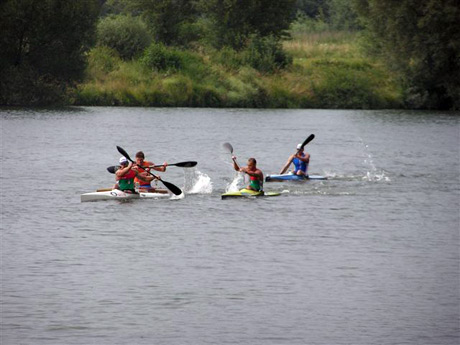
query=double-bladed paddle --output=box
[116,146,182,196]
[106,161,197,174]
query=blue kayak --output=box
[265,174,327,182]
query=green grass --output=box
[73,31,404,108]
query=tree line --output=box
[0,0,458,109]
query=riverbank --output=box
[73,31,404,109]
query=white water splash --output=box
[226,173,244,192]
[322,170,337,179]
[363,170,390,182]
[183,168,213,194]
[360,138,391,182]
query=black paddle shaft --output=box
[152,161,197,168]
[108,161,197,173]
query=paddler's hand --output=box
[232,155,237,161]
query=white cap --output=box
[119,157,128,164]
[297,143,303,150]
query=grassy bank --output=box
[73,31,404,109]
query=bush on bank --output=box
[96,14,151,60]
[73,31,404,109]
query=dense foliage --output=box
[197,0,296,50]
[1,0,458,109]
[0,0,100,105]
[96,15,151,60]
[141,42,182,71]
[353,0,460,109]
[127,0,198,46]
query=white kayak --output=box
[81,189,170,202]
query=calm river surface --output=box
[1,107,459,345]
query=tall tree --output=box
[354,0,460,109]
[328,0,360,30]
[128,0,198,46]
[199,0,296,50]
[0,0,100,105]
[294,0,329,19]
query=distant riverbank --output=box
[73,31,404,109]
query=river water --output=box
[1,107,459,345]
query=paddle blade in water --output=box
[223,142,233,154]
[161,180,182,195]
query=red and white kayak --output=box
[81,189,170,202]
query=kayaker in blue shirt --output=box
[279,143,310,177]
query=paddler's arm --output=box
[150,162,168,172]
[280,155,294,174]
[232,156,241,172]
[297,152,310,163]
[132,162,158,180]
[137,171,154,183]
[116,161,133,178]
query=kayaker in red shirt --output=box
[232,156,264,191]
[114,157,151,193]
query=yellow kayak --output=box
[221,188,281,199]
